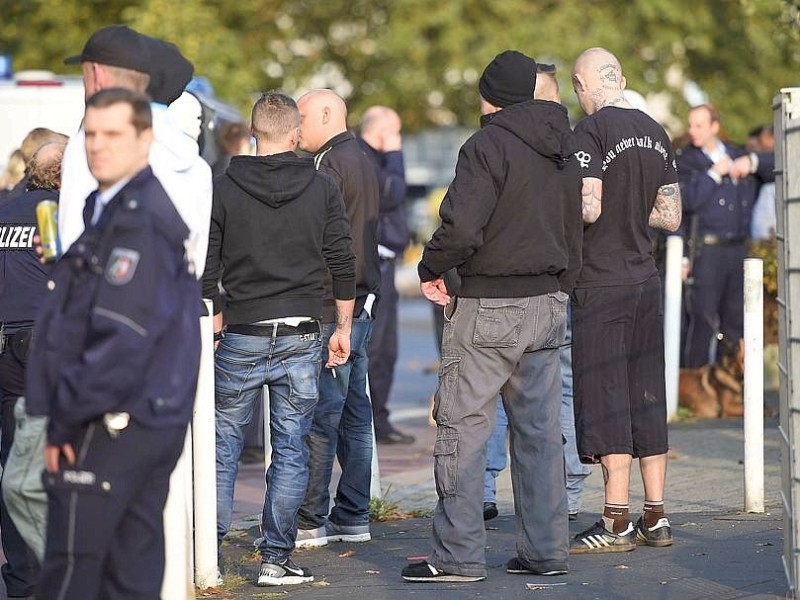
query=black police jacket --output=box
[26,167,201,446]
[0,187,55,333]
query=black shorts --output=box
[571,277,668,461]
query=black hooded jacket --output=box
[202,152,356,324]
[418,100,582,297]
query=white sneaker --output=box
[326,520,371,543]
[294,525,328,548]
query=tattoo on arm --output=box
[581,177,603,223]
[649,183,682,232]
[336,312,351,331]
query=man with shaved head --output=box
[294,90,381,549]
[569,47,681,554]
[357,105,415,446]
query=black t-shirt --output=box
[573,107,678,288]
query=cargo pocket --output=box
[432,356,461,424]
[433,430,458,498]
[473,297,528,348]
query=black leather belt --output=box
[226,321,320,337]
[702,234,746,247]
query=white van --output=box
[0,71,85,170]
[0,71,244,172]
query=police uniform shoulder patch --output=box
[105,247,140,286]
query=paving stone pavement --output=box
[212,299,789,599]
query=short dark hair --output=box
[748,124,773,138]
[690,103,720,124]
[251,91,299,144]
[220,121,251,154]
[85,87,153,133]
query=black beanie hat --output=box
[478,50,537,109]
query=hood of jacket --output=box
[224,152,317,208]
[151,104,205,174]
[483,100,576,165]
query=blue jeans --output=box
[560,304,591,513]
[214,329,322,562]
[298,311,373,528]
[483,397,508,503]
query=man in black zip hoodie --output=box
[402,50,582,583]
[294,89,381,549]
[203,91,356,587]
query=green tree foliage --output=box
[1,0,797,139]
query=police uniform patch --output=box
[105,248,140,286]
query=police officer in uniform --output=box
[26,88,201,599]
[0,141,64,599]
[677,104,774,367]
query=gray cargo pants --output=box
[2,397,47,562]
[430,293,569,577]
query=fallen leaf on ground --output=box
[339,549,356,558]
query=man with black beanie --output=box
[402,49,582,582]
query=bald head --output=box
[359,105,402,152]
[572,47,629,115]
[20,128,69,165]
[27,142,66,191]
[296,89,348,153]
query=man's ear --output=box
[620,75,627,91]
[321,106,330,125]
[92,63,106,91]
[288,127,299,150]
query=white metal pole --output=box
[664,235,684,421]
[262,385,271,471]
[161,432,193,599]
[193,300,219,589]
[366,373,382,500]
[744,258,765,513]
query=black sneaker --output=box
[635,516,673,547]
[506,557,568,576]
[257,558,313,586]
[377,429,416,445]
[483,502,498,521]
[570,520,636,554]
[402,560,485,582]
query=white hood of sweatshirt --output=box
[59,102,212,277]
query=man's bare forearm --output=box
[649,183,682,232]
[581,177,602,223]
[334,299,355,333]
